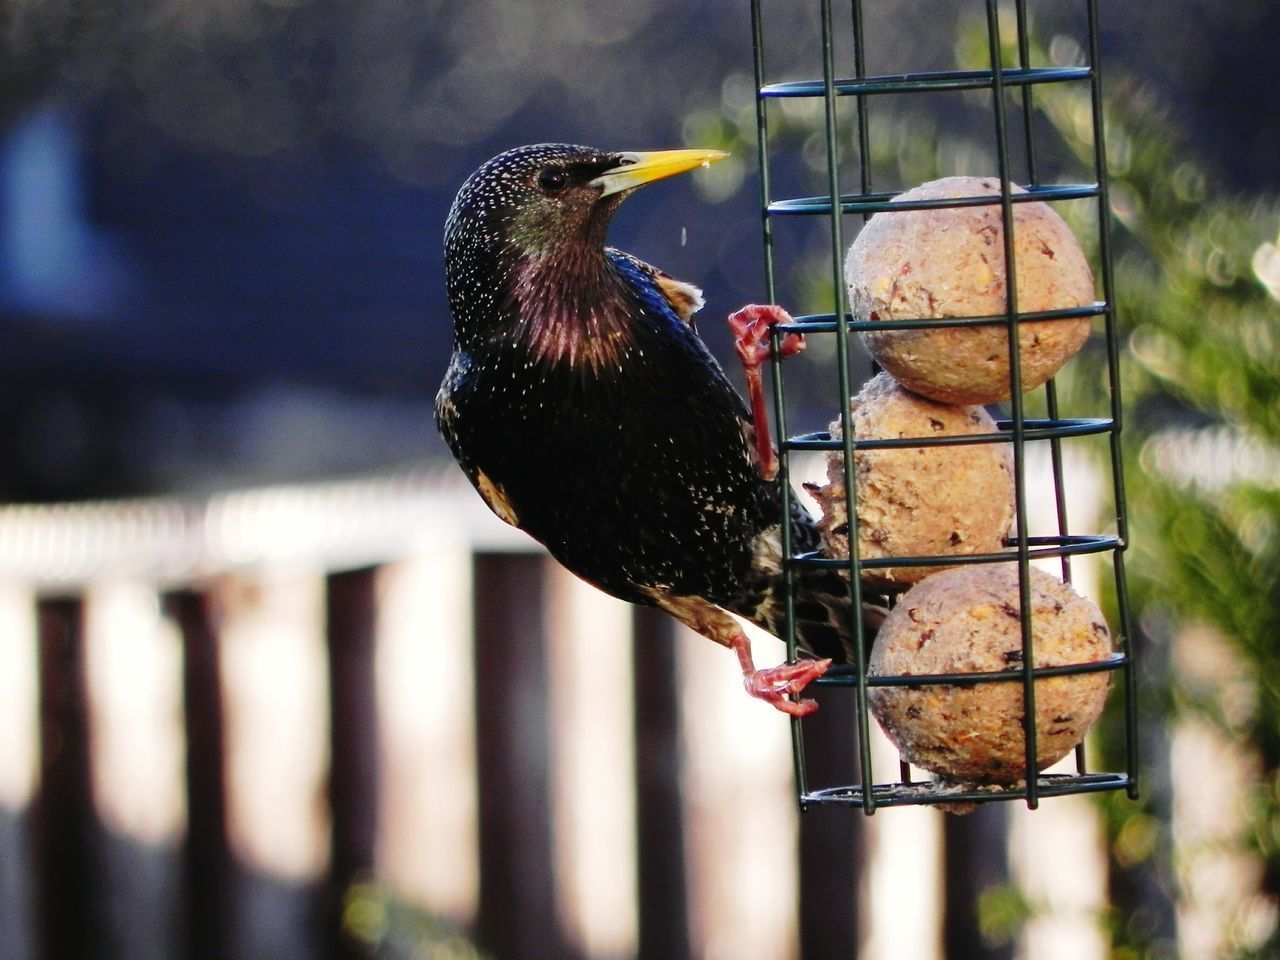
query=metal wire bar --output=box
[761,65,1091,98]
[1011,0,1077,590]
[1043,382,1076,586]
[782,305,1107,334]
[806,771,1134,809]
[769,180,1099,215]
[1014,0,1042,181]
[752,0,1136,811]
[788,419,1117,449]
[825,652,1127,687]
[1086,0,1141,799]
[847,0,872,202]
[750,0,810,796]
[983,0,1043,810]
[794,534,1123,572]
[814,0,879,814]
[750,0,778,306]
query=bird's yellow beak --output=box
[591,148,729,198]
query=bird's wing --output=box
[606,247,772,475]
[606,248,704,327]
[469,467,521,527]
[436,352,524,530]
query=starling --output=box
[437,143,856,715]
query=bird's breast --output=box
[443,336,775,607]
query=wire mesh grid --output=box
[750,0,1139,812]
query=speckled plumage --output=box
[437,143,852,712]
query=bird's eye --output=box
[537,168,571,193]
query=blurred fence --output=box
[0,470,1114,960]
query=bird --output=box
[436,142,860,715]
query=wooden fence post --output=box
[798,690,865,959]
[472,553,574,960]
[35,596,97,960]
[631,604,691,960]
[165,589,233,960]
[942,805,1012,959]
[325,567,381,960]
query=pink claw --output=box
[728,304,806,367]
[743,658,832,716]
[728,616,830,716]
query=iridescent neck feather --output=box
[507,246,634,372]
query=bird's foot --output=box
[743,658,832,716]
[728,304,806,368]
[726,304,805,482]
[727,619,829,715]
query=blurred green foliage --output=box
[1102,119,1280,960]
[343,878,492,960]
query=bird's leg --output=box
[727,304,805,482]
[646,590,831,716]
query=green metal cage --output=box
[750,0,1139,812]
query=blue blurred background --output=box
[0,0,1275,501]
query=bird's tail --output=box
[754,565,886,665]
[739,498,887,665]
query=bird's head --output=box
[447,142,728,264]
[444,144,727,355]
